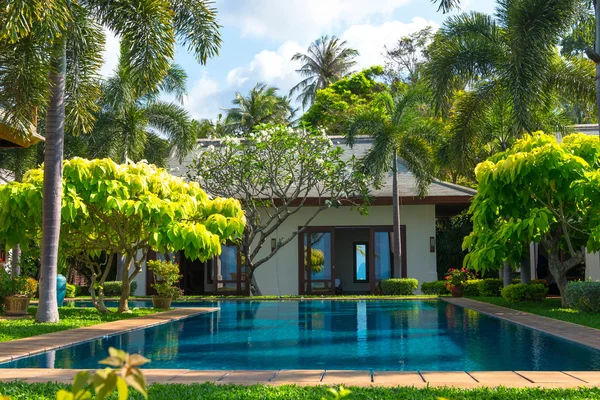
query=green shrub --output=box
[380,278,419,295]
[65,283,77,298]
[501,283,547,302]
[420,281,449,295]
[75,285,88,296]
[102,281,138,297]
[565,281,600,313]
[478,278,503,296]
[463,279,481,296]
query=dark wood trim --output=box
[353,242,369,283]
[282,195,472,207]
[401,225,407,278]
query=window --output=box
[354,242,368,282]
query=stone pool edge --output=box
[0,307,218,364]
[442,297,600,351]
[2,368,600,388]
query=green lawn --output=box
[0,382,599,400]
[470,297,600,330]
[0,306,157,342]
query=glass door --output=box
[214,244,248,295]
[299,227,335,295]
[369,226,406,293]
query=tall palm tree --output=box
[346,87,436,279]
[1,0,221,321]
[290,36,358,109]
[89,63,196,167]
[224,83,294,135]
[426,1,594,177]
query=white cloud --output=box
[227,41,305,91]
[100,29,120,78]
[341,17,438,69]
[217,0,412,43]
[184,73,226,120]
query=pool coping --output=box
[2,368,600,388]
[442,297,600,351]
[0,307,218,364]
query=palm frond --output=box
[145,101,194,161]
[397,133,434,196]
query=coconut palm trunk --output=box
[595,1,600,140]
[36,46,66,323]
[391,149,403,278]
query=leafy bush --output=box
[0,269,36,297]
[463,279,481,296]
[565,281,600,313]
[420,281,449,295]
[478,278,503,297]
[66,283,77,298]
[102,281,138,297]
[501,283,547,302]
[380,278,419,295]
[75,285,88,296]
[148,260,182,298]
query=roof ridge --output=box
[432,179,477,195]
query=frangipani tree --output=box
[189,124,370,295]
[463,133,600,306]
[0,158,245,313]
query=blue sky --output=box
[101,0,497,121]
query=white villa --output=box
[133,136,476,296]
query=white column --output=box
[585,248,600,281]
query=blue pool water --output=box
[2,300,600,371]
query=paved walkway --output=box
[0,308,217,364]
[1,368,599,388]
[442,297,600,350]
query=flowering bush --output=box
[444,268,475,291]
[148,260,182,298]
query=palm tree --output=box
[1,0,221,321]
[432,0,461,13]
[88,63,196,167]
[290,36,358,109]
[224,83,294,135]
[426,2,594,178]
[346,86,436,279]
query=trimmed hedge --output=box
[102,281,138,297]
[463,280,481,296]
[421,281,449,295]
[65,283,77,298]
[501,283,547,302]
[478,278,503,297]
[380,278,418,295]
[565,281,600,313]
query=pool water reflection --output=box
[3,300,600,370]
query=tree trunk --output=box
[503,261,512,287]
[596,0,600,140]
[391,148,403,278]
[118,255,133,313]
[520,256,531,284]
[10,244,21,278]
[89,273,109,314]
[547,251,583,308]
[36,44,66,323]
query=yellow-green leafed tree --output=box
[463,133,600,306]
[0,158,244,313]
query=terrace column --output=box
[585,249,600,281]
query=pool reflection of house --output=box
[135,136,476,296]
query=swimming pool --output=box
[3,300,600,370]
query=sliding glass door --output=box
[369,226,406,293]
[299,227,335,295]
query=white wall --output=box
[585,250,600,281]
[252,205,437,295]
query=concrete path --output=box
[0,308,218,364]
[1,368,599,388]
[442,297,600,350]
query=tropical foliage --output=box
[290,36,359,109]
[463,133,600,306]
[301,66,387,135]
[0,0,222,323]
[224,83,293,135]
[426,0,595,180]
[0,158,245,313]
[189,124,370,295]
